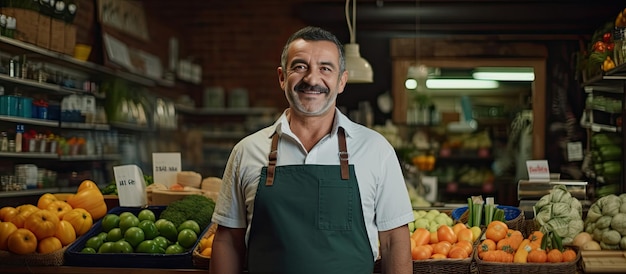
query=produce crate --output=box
[473,245,581,274]
[581,250,626,273]
[452,205,524,231]
[64,206,208,269]
[0,246,67,266]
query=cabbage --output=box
[585,194,626,250]
[611,213,626,235]
[596,215,613,230]
[602,229,622,245]
[533,185,584,245]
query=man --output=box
[209,26,413,274]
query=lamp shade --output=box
[344,43,373,83]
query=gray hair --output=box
[280,26,346,74]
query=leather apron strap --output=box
[264,127,349,186]
[264,132,279,186]
[338,127,349,180]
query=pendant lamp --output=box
[345,0,373,83]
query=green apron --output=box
[247,128,373,274]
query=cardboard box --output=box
[64,23,76,56]
[49,18,65,53]
[36,15,51,49]
[3,8,39,45]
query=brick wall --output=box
[141,0,311,110]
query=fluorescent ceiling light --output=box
[425,79,499,89]
[473,67,535,81]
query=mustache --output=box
[294,82,329,93]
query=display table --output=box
[2,266,210,273]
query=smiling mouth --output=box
[295,83,329,94]
[300,90,325,94]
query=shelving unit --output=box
[175,104,278,178]
[580,63,626,198]
[0,36,174,205]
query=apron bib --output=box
[247,128,373,274]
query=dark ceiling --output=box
[297,0,624,38]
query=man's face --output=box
[278,39,348,116]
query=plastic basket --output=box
[64,206,208,269]
[452,205,524,231]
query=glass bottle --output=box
[613,28,623,66]
[0,131,8,152]
[15,124,23,153]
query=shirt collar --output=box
[269,108,355,139]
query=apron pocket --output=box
[318,179,353,230]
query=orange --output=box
[457,228,474,243]
[433,241,452,257]
[448,245,470,259]
[437,225,457,244]
[412,245,432,260]
[452,223,467,235]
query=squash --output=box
[77,180,98,192]
[62,208,93,236]
[37,193,59,209]
[66,188,107,220]
[46,200,73,219]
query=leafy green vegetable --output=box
[159,194,215,231]
[610,213,626,235]
[534,185,584,245]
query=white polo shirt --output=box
[211,108,414,260]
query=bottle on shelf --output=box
[0,131,8,152]
[15,124,23,152]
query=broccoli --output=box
[159,194,215,231]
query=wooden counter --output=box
[2,266,210,273]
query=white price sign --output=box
[526,160,550,181]
[113,164,147,207]
[152,152,181,188]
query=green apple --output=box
[156,220,178,243]
[119,215,140,234]
[111,240,134,253]
[101,214,120,232]
[124,226,145,247]
[177,220,200,235]
[177,228,198,249]
[81,247,96,253]
[119,212,135,220]
[137,209,156,222]
[98,241,114,253]
[85,236,103,251]
[106,228,124,242]
[153,236,171,250]
[165,243,185,254]
[138,220,160,240]
[136,240,165,254]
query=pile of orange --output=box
[477,221,577,263]
[410,223,478,260]
[198,231,215,257]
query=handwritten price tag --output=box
[113,164,147,207]
[152,152,181,188]
[526,160,550,181]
